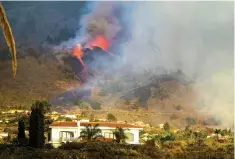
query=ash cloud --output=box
[120,1,234,128]
[59,2,234,128]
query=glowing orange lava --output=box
[73,44,85,67]
[88,35,108,51]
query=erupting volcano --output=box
[73,44,85,67]
[71,35,114,84]
[87,35,109,51]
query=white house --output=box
[49,120,143,147]
[0,132,8,139]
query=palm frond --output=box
[93,134,104,140]
[0,3,17,78]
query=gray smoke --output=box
[74,2,121,46]
[61,1,234,128]
[121,1,234,128]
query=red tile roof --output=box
[80,122,143,128]
[50,121,143,128]
[50,121,77,127]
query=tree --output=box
[160,133,175,145]
[65,117,72,121]
[79,124,103,141]
[17,119,27,146]
[163,122,170,132]
[184,125,193,139]
[214,129,221,141]
[113,127,128,143]
[106,113,117,122]
[0,3,17,77]
[32,100,51,114]
[29,101,45,148]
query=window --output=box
[104,132,114,139]
[126,132,134,142]
[59,131,74,141]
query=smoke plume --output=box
[61,1,234,128]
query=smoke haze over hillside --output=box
[64,1,234,127]
[0,2,233,128]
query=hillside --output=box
[0,56,79,107]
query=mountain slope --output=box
[0,56,79,107]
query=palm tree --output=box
[113,127,128,143]
[0,3,17,77]
[214,129,221,141]
[79,124,103,142]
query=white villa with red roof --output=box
[49,120,143,147]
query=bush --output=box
[65,118,72,121]
[106,113,117,122]
[155,86,170,101]
[59,142,85,150]
[163,122,170,132]
[175,104,182,110]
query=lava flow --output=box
[72,35,110,65]
[87,35,109,51]
[73,44,85,67]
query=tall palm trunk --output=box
[0,2,17,77]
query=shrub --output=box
[65,118,72,121]
[155,86,170,101]
[163,122,170,132]
[59,142,85,150]
[106,113,117,122]
[175,104,182,110]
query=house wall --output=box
[50,127,80,147]
[80,126,141,144]
[50,125,142,147]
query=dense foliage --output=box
[29,101,46,148]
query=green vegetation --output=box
[29,101,45,148]
[106,113,117,122]
[175,104,183,110]
[0,119,234,159]
[17,120,27,146]
[113,127,128,143]
[79,124,103,142]
[163,122,170,132]
[153,86,170,101]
